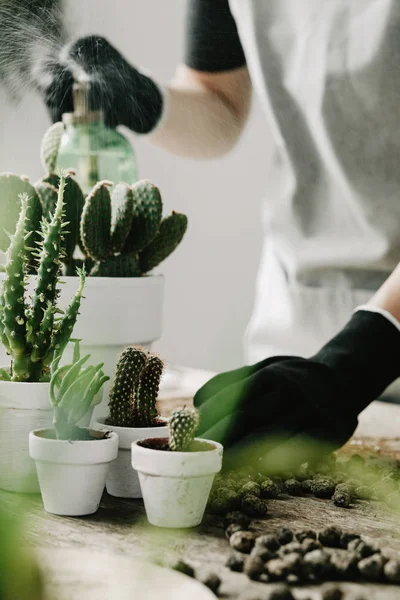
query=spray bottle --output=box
[56,76,137,194]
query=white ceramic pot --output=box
[0,380,52,493]
[29,428,119,516]
[131,438,223,528]
[93,417,169,498]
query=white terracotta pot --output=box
[93,417,169,498]
[29,428,119,516]
[0,274,165,419]
[131,438,223,528]
[0,380,52,493]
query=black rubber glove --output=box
[41,36,164,132]
[194,310,400,469]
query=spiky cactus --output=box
[106,346,164,428]
[0,172,85,382]
[50,340,109,440]
[169,407,200,451]
[0,173,42,269]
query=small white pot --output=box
[29,428,119,516]
[93,417,169,498]
[131,438,223,528]
[0,380,52,493]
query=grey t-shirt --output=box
[226,1,400,360]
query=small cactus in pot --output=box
[131,406,223,528]
[93,346,169,498]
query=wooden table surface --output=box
[2,367,400,600]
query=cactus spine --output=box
[0,172,85,382]
[106,346,163,427]
[169,407,200,451]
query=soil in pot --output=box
[138,438,215,452]
[36,428,110,442]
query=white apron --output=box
[229,0,400,362]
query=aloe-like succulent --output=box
[106,346,163,428]
[0,171,85,382]
[50,340,109,440]
[169,407,200,452]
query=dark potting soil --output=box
[138,437,215,453]
[37,428,110,442]
[104,416,167,428]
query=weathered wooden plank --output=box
[2,488,400,599]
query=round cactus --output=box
[169,407,200,452]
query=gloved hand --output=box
[40,36,164,132]
[194,310,400,470]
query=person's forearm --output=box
[148,66,251,159]
[367,262,400,322]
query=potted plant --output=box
[93,346,169,498]
[0,124,188,410]
[0,172,86,493]
[29,348,118,516]
[131,407,223,528]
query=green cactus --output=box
[89,253,141,277]
[123,180,163,253]
[0,173,42,268]
[50,340,109,440]
[139,212,188,274]
[38,173,85,272]
[80,180,113,261]
[40,121,64,174]
[106,346,163,428]
[111,183,134,252]
[0,172,86,382]
[169,407,200,452]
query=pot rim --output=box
[93,416,169,450]
[29,428,119,465]
[0,375,51,410]
[131,437,223,478]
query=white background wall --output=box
[0,0,271,372]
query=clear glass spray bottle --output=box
[56,78,138,194]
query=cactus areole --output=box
[0,172,85,382]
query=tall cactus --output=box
[106,346,164,428]
[0,172,86,382]
[169,407,200,452]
